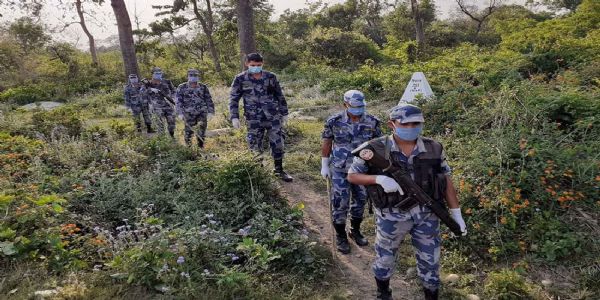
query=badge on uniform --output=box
[359,149,374,160]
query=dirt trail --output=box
[281,180,420,300]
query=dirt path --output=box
[281,180,420,300]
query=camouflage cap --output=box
[389,104,424,123]
[187,69,200,76]
[343,90,366,107]
[151,67,162,73]
[128,74,138,79]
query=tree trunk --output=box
[236,0,256,70]
[75,0,99,67]
[410,0,425,47]
[111,0,139,77]
[191,0,222,75]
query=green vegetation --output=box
[1,0,599,298]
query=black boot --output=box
[423,288,438,300]
[333,223,351,254]
[273,159,293,182]
[135,122,142,133]
[168,130,175,139]
[349,218,369,246]
[197,137,204,149]
[146,125,155,134]
[375,278,392,300]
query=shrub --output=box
[484,269,532,300]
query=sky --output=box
[1,0,528,48]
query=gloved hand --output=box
[207,113,214,120]
[449,208,467,236]
[282,115,289,127]
[320,157,330,179]
[150,88,159,94]
[177,114,184,120]
[232,118,240,129]
[375,175,404,194]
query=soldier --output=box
[141,67,176,138]
[175,69,215,148]
[229,53,293,182]
[320,90,382,254]
[347,104,467,300]
[124,74,153,133]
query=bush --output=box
[307,27,382,69]
[0,85,51,105]
[31,106,83,139]
[484,269,532,300]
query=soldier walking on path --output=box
[175,69,215,148]
[141,67,176,138]
[320,90,382,254]
[348,104,467,300]
[229,53,293,182]
[124,74,153,133]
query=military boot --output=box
[423,288,438,300]
[273,159,293,182]
[349,217,369,246]
[375,278,392,300]
[197,137,204,149]
[168,129,175,139]
[146,124,155,134]
[135,122,142,133]
[333,223,351,254]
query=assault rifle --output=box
[141,78,176,106]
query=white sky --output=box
[1,0,528,48]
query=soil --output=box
[282,180,421,300]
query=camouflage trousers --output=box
[150,105,176,136]
[330,170,367,224]
[183,112,208,146]
[131,104,152,131]
[246,118,284,160]
[373,205,441,292]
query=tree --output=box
[8,17,50,54]
[527,0,582,13]
[154,0,223,75]
[455,0,502,36]
[236,0,256,69]
[0,0,43,17]
[111,0,139,77]
[410,0,425,47]
[71,0,100,67]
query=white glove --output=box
[177,114,184,120]
[320,157,330,179]
[282,115,288,127]
[449,208,467,236]
[207,113,214,120]
[150,88,159,93]
[375,175,404,194]
[232,118,240,129]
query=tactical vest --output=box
[364,136,447,210]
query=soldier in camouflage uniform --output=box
[347,104,467,300]
[175,69,215,148]
[141,67,176,138]
[320,90,382,254]
[124,74,153,133]
[229,53,293,182]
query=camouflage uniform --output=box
[124,83,152,132]
[175,82,215,146]
[142,80,176,137]
[349,135,452,294]
[322,111,382,224]
[229,70,288,160]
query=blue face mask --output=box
[347,107,365,116]
[188,76,199,83]
[152,73,162,80]
[248,66,262,74]
[394,124,423,141]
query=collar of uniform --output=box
[387,135,427,154]
[341,110,367,123]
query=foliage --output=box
[484,269,532,299]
